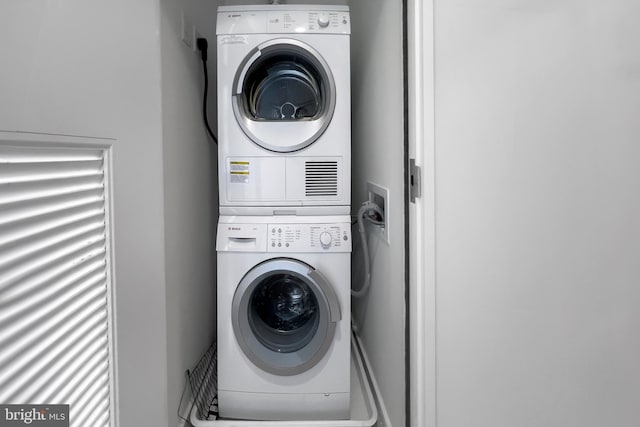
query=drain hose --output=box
[352,201,385,298]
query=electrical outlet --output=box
[181,10,194,50]
[367,181,390,245]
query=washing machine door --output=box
[232,258,341,376]
[232,39,336,153]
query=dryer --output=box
[216,215,351,420]
[217,5,351,215]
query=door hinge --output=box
[409,158,422,203]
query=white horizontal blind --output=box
[0,142,114,427]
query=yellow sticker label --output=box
[229,161,249,183]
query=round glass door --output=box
[233,39,336,153]
[232,258,341,376]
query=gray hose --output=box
[352,201,384,298]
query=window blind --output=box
[0,142,114,427]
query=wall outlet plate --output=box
[181,10,195,50]
[367,181,390,245]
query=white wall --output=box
[434,1,640,426]
[0,1,169,425]
[160,0,219,425]
[349,1,406,426]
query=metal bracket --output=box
[409,158,422,203]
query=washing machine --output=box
[217,5,351,216]
[216,215,351,420]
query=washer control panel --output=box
[267,10,349,33]
[217,6,350,35]
[268,223,351,252]
[217,219,351,253]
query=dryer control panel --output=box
[217,221,351,253]
[217,5,350,35]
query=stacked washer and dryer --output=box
[215,5,352,421]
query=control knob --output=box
[319,231,333,248]
[317,13,330,28]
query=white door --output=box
[409,1,640,426]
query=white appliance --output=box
[216,215,351,420]
[216,5,351,216]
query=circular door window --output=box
[233,39,336,153]
[232,258,341,376]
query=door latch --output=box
[409,158,422,203]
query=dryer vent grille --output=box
[305,161,338,197]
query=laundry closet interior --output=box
[169,0,407,426]
[0,0,405,425]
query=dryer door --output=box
[233,39,336,153]
[232,258,341,376]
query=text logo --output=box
[0,405,69,427]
